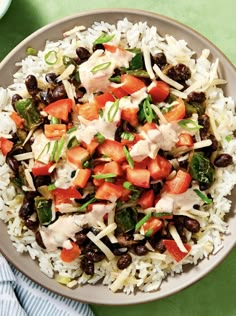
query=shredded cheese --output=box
[169,223,188,253]
[193,139,212,149]
[153,64,184,90]
[93,223,117,241]
[87,231,114,260]
[24,169,36,191]
[170,88,187,99]
[207,109,221,141]
[142,44,155,79]
[62,80,76,105]
[57,64,75,81]
[150,104,168,124]
[109,267,131,292]
[0,133,12,139]
[14,152,34,161]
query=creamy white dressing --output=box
[155,196,174,213]
[119,87,147,110]
[103,101,121,123]
[79,49,134,94]
[54,163,75,189]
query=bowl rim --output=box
[0,8,236,305]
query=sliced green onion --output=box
[123,146,134,169]
[50,141,58,162]
[67,136,79,149]
[67,126,77,134]
[82,160,90,169]
[62,55,76,66]
[36,142,50,161]
[48,183,56,191]
[44,50,58,65]
[26,47,37,56]
[95,132,105,144]
[178,119,203,131]
[50,116,60,124]
[54,136,65,162]
[153,212,172,218]
[93,33,115,45]
[98,109,104,118]
[107,99,119,122]
[193,189,212,204]
[92,173,116,179]
[126,69,149,78]
[78,197,97,211]
[225,135,233,142]
[145,228,153,237]
[143,98,154,123]
[135,212,152,231]
[91,62,111,74]
[123,181,136,191]
[121,132,135,141]
[55,274,71,285]
[109,75,121,83]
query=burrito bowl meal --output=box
[0,18,235,294]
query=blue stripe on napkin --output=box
[0,254,94,316]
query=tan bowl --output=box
[0,9,235,305]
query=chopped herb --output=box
[121,132,135,141]
[190,152,215,185]
[95,132,105,144]
[92,173,116,179]
[127,48,143,70]
[93,33,115,45]
[143,97,154,123]
[107,99,119,122]
[115,207,137,233]
[34,197,52,225]
[50,141,58,162]
[78,197,97,211]
[91,62,111,74]
[135,212,152,231]
[26,47,37,56]
[193,189,212,204]
[44,50,58,65]
[178,119,202,131]
[123,146,134,169]
[225,135,233,142]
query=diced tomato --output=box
[73,169,91,188]
[148,155,172,180]
[163,239,191,262]
[140,122,158,133]
[110,86,129,99]
[10,111,24,128]
[103,44,118,53]
[148,81,170,103]
[94,93,115,109]
[120,74,146,94]
[93,164,105,186]
[142,216,163,236]
[32,161,53,177]
[82,139,99,154]
[138,190,154,209]
[52,186,82,205]
[95,182,123,201]
[134,157,150,169]
[163,98,186,122]
[66,145,89,168]
[102,161,123,177]
[121,108,139,127]
[0,137,14,156]
[77,102,99,121]
[126,168,150,188]
[164,170,192,194]
[44,124,67,139]
[44,99,73,121]
[97,140,126,162]
[60,241,81,262]
[176,133,194,147]
[87,202,107,212]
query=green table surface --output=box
[0,1,235,315]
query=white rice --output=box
[0,18,236,294]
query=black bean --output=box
[12,94,22,107]
[199,182,210,191]
[184,218,200,233]
[25,75,38,95]
[34,175,51,188]
[92,44,105,52]
[19,200,35,220]
[167,63,191,82]
[199,114,210,139]
[151,52,167,69]
[6,156,19,174]
[187,91,206,104]
[112,247,128,256]
[214,154,233,168]
[35,231,46,249]
[80,256,94,275]
[85,250,105,262]
[25,218,39,231]
[76,47,91,61]
[39,89,53,105]
[134,244,148,256]
[75,232,88,246]
[151,182,162,195]
[117,253,132,270]
[75,88,86,100]
[51,84,67,101]
[154,240,166,253]
[45,72,58,84]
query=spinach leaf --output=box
[115,207,137,233]
[190,152,215,185]
[127,48,143,70]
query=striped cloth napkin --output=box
[0,254,94,316]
